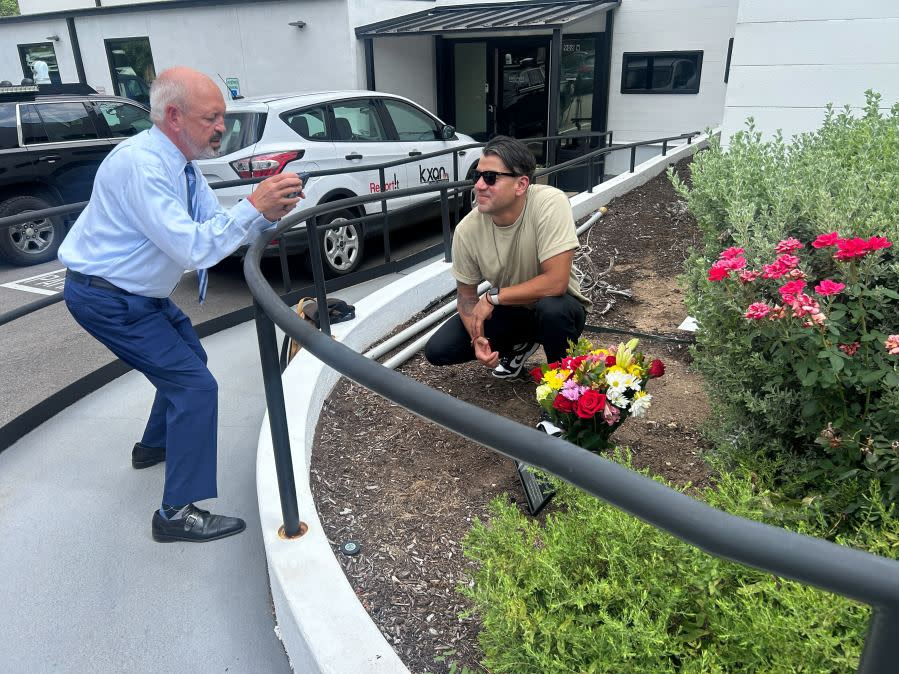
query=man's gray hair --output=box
[482,135,537,182]
[149,76,189,124]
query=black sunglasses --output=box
[472,170,520,186]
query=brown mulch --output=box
[311,158,713,673]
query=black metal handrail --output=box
[243,136,898,673]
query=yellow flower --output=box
[543,369,571,390]
[628,364,644,378]
[615,338,640,369]
[536,384,553,402]
[605,365,626,376]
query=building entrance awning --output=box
[355,0,619,38]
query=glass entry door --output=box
[453,42,488,141]
[492,39,549,162]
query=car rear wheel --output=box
[316,209,364,277]
[0,195,65,266]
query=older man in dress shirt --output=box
[58,66,303,543]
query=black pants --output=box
[425,294,587,366]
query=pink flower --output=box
[812,232,840,249]
[866,236,892,251]
[814,279,846,296]
[708,260,731,281]
[561,379,587,402]
[886,335,899,356]
[602,403,620,426]
[775,238,804,254]
[788,268,808,280]
[834,237,869,261]
[803,312,827,328]
[725,256,748,271]
[745,302,771,320]
[762,254,800,279]
[778,280,807,303]
[738,270,761,284]
[839,342,860,357]
[719,246,745,260]
[768,304,787,321]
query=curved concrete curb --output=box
[255,132,711,672]
[256,260,455,674]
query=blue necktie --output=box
[185,164,208,304]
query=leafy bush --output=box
[461,465,879,673]
[671,91,899,495]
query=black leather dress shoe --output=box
[132,442,165,469]
[151,504,246,543]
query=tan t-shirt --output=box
[451,184,590,307]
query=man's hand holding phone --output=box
[248,172,305,221]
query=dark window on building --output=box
[18,42,62,85]
[621,51,703,94]
[105,37,155,106]
[560,37,596,134]
[725,38,734,83]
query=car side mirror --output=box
[441,124,456,141]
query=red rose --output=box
[648,359,665,378]
[529,366,543,383]
[605,355,617,366]
[575,390,606,419]
[552,394,576,414]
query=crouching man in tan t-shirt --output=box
[424,135,590,384]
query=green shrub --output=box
[672,91,899,496]
[461,465,876,673]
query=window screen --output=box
[621,51,703,94]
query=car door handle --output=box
[408,150,422,157]
[39,155,61,163]
[345,153,363,160]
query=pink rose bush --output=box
[704,231,898,465]
[531,338,663,452]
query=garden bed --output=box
[311,158,711,673]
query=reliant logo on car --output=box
[370,173,401,193]
[419,166,450,184]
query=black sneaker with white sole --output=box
[492,342,539,379]
[535,410,563,437]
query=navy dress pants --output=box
[425,294,587,366]
[64,276,218,506]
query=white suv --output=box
[198,90,481,275]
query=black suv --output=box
[0,84,152,265]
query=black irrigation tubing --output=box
[584,323,695,344]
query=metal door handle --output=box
[487,105,495,114]
[39,155,61,163]
[408,150,422,157]
[345,153,363,160]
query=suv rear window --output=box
[0,103,17,149]
[221,112,265,155]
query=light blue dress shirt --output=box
[58,125,272,297]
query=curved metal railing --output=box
[243,137,899,673]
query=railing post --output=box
[379,167,391,264]
[440,188,452,263]
[253,300,302,538]
[630,146,637,173]
[858,608,899,673]
[277,236,292,294]
[662,140,668,156]
[305,214,332,336]
[452,151,461,226]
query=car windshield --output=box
[221,111,265,155]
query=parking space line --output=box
[1,267,67,295]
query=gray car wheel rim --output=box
[8,211,55,255]
[322,219,360,272]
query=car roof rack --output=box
[0,82,99,102]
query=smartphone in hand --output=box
[288,172,312,199]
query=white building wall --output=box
[19,0,93,13]
[721,0,899,142]
[0,17,75,83]
[607,0,739,142]
[371,37,436,111]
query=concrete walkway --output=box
[0,271,422,673]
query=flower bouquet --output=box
[530,337,665,452]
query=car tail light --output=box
[230,150,304,179]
